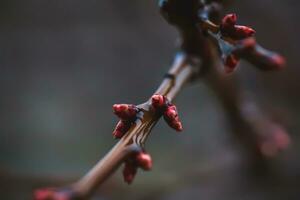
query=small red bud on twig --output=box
[34,188,54,200]
[233,25,255,39]
[269,54,286,70]
[151,94,167,109]
[112,104,139,139]
[224,54,239,73]
[164,105,183,131]
[112,120,131,139]
[113,104,138,120]
[123,162,137,184]
[136,152,152,171]
[259,125,291,157]
[151,94,183,131]
[122,151,153,184]
[221,25,255,40]
[221,13,237,29]
[34,188,74,200]
[220,14,255,40]
[272,127,291,151]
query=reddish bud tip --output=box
[259,125,291,157]
[123,162,137,184]
[165,105,177,118]
[270,54,286,70]
[273,128,291,151]
[233,25,255,39]
[151,94,166,109]
[136,152,152,171]
[34,188,72,200]
[34,188,54,200]
[221,14,256,40]
[164,105,183,131]
[112,120,131,139]
[222,13,237,28]
[173,121,183,131]
[113,104,138,120]
[224,54,239,73]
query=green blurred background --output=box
[0,0,299,199]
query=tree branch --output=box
[33,52,201,200]
[72,52,200,198]
[33,1,290,200]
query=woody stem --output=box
[71,52,201,199]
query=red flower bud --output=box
[269,54,286,70]
[273,127,290,151]
[151,95,183,131]
[151,94,167,109]
[112,120,131,139]
[136,152,152,171]
[123,162,137,184]
[34,188,72,200]
[259,125,290,157]
[224,54,239,73]
[233,25,255,40]
[220,13,255,40]
[113,104,138,120]
[221,13,237,29]
[163,105,183,131]
[34,188,54,200]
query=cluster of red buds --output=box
[122,151,152,184]
[220,13,255,40]
[219,13,256,73]
[113,96,181,184]
[34,188,77,200]
[151,94,183,131]
[216,13,286,74]
[112,104,139,138]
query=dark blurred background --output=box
[0,0,299,199]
